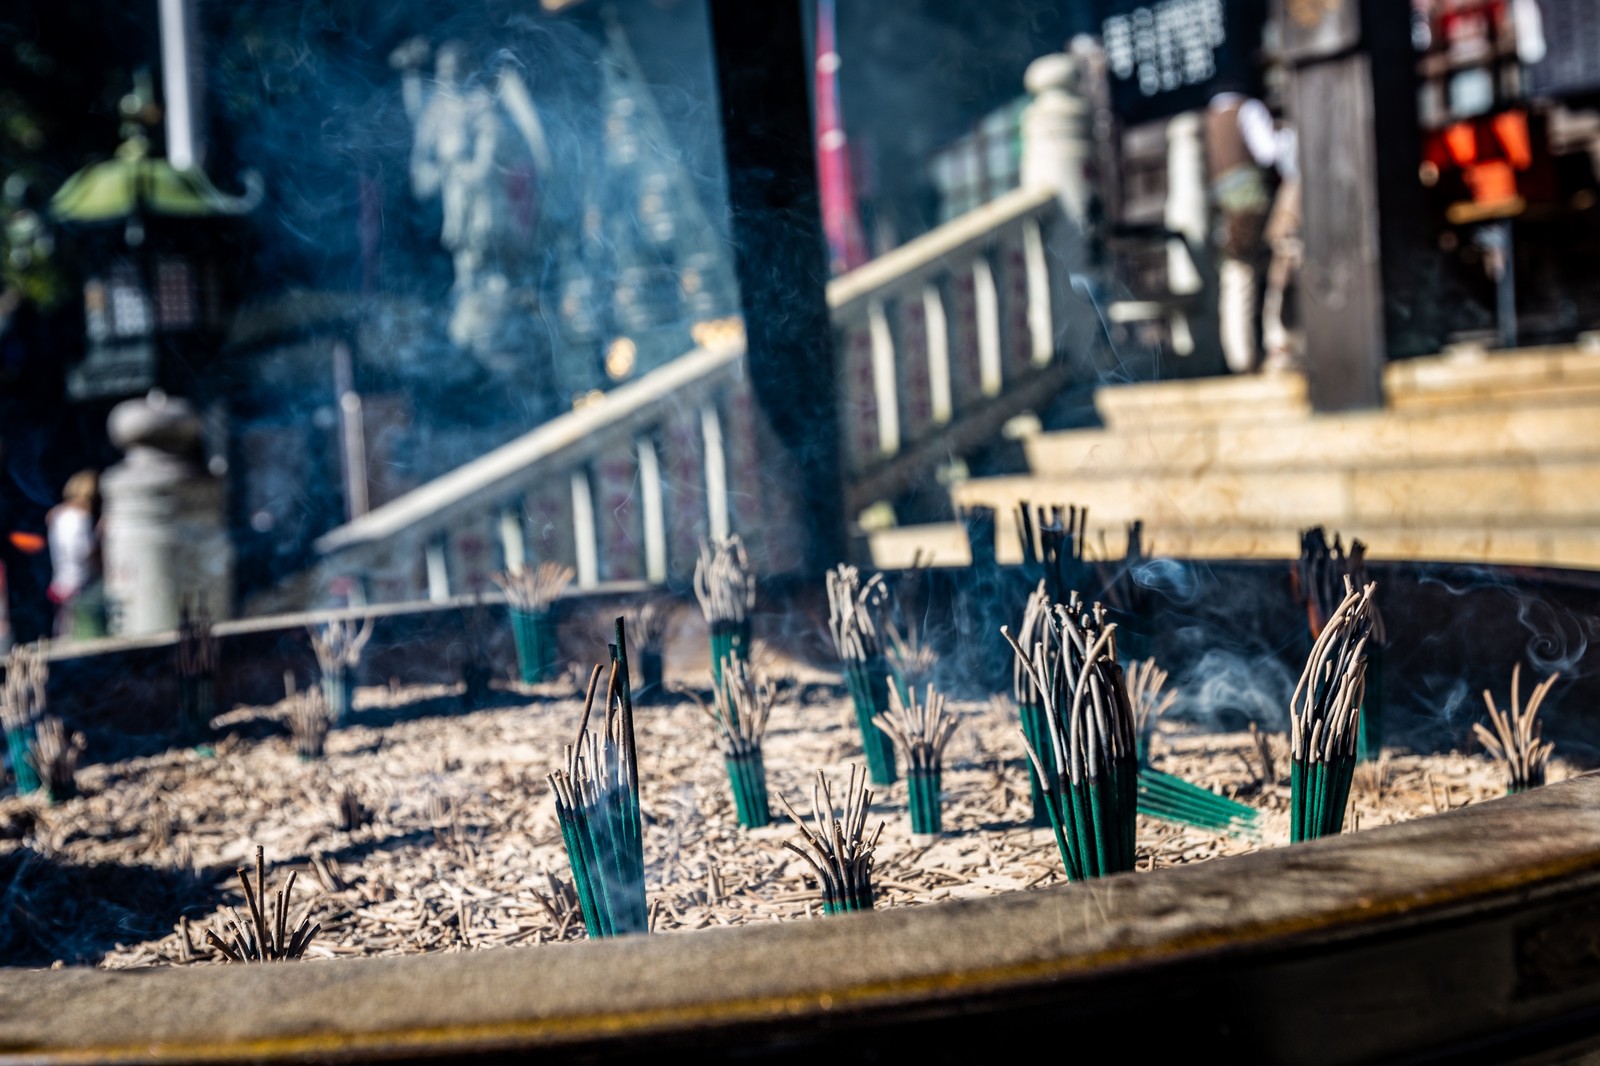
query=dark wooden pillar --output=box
[1279,0,1425,411]
[708,0,846,574]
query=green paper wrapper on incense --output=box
[1018,698,1054,827]
[693,654,774,830]
[179,674,217,741]
[318,669,352,729]
[696,536,756,700]
[844,661,898,785]
[1138,768,1260,838]
[3,641,48,795]
[725,752,771,829]
[907,768,943,836]
[509,608,560,684]
[709,620,750,693]
[875,683,958,838]
[5,728,38,795]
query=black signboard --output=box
[1524,0,1600,99]
[1097,0,1266,124]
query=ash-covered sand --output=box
[0,647,1553,970]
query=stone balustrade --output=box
[310,186,1094,607]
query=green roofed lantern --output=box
[49,127,259,403]
[49,135,259,225]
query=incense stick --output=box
[1293,530,1389,760]
[826,565,898,785]
[1475,663,1558,793]
[1003,594,1139,879]
[1011,581,1054,828]
[309,615,374,725]
[1015,502,1092,604]
[623,596,674,698]
[682,656,774,828]
[177,601,218,742]
[875,683,959,837]
[2,641,47,795]
[494,562,574,684]
[204,846,319,962]
[694,536,756,692]
[778,766,883,914]
[547,619,648,937]
[1289,579,1379,841]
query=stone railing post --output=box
[1021,51,1094,225]
[101,390,234,635]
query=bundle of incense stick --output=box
[1475,663,1558,793]
[1290,579,1379,842]
[309,615,374,725]
[1122,657,1258,836]
[885,555,938,692]
[287,688,331,761]
[1004,597,1139,880]
[623,596,674,697]
[1094,520,1154,661]
[494,562,574,684]
[826,565,898,785]
[685,655,773,828]
[884,618,938,695]
[547,619,647,937]
[1011,581,1054,828]
[874,683,959,836]
[2,641,47,795]
[205,846,320,962]
[29,715,84,803]
[958,505,997,569]
[1125,657,1174,760]
[1293,530,1389,760]
[177,601,218,742]
[779,766,883,914]
[694,535,756,692]
[1015,501,1092,604]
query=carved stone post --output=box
[101,390,233,635]
[1022,52,1095,225]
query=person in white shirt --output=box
[46,470,102,639]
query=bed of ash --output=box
[0,643,1553,970]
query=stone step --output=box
[867,518,1600,571]
[1025,393,1600,478]
[948,458,1600,533]
[1094,344,1600,431]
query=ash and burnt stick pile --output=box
[0,520,1572,967]
[0,649,1528,968]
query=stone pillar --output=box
[1021,52,1094,225]
[1164,112,1207,298]
[101,390,234,636]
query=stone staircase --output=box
[868,343,1600,571]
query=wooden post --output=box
[708,0,846,573]
[1278,0,1426,412]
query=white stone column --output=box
[100,390,234,636]
[1021,52,1094,225]
[1164,112,1207,298]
